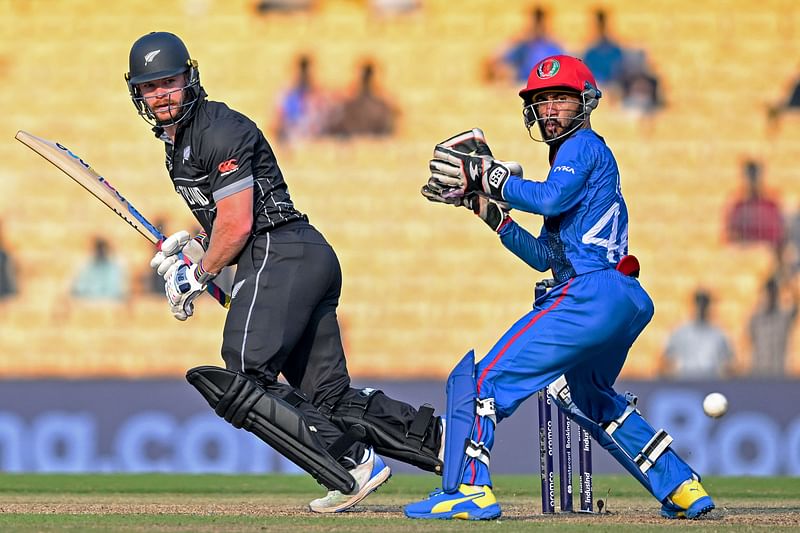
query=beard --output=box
[543,118,563,139]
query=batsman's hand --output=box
[467,194,511,232]
[150,230,208,276]
[163,261,216,321]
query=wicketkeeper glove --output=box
[150,230,208,276]
[163,261,217,321]
[437,128,495,157]
[421,178,470,206]
[467,194,511,232]
[422,128,495,206]
[430,148,523,200]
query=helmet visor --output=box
[522,90,589,143]
[131,74,200,127]
[128,65,189,86]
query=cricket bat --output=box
[15,130,230,309]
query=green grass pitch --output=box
[0,474,798,531]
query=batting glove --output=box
[150,230,208,276]
[163,261,216,321]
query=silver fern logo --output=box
[231,279,246,299]
[144,50,161,65]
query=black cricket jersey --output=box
[156,99,305,235]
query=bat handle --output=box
[177,252,231,309]
[205,281,231,309]
[155,237,231,309]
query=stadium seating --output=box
[0,0,797,379]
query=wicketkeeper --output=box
[406,55,715,521]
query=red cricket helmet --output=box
[519,55,599,101]
[519,55,602,144]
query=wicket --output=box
[535,279,593,514]
[537,389,593,513]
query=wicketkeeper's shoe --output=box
[404,484,501,520]
[661,477,715,519]
[308,447,391,513]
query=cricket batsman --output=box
[405,55,715,520]
[125,32,443,513]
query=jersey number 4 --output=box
[581,201,628,262]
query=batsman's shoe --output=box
[661,477,715,519]
[437,418,446,462]
[309,448,391,513]
[404,484,501,520]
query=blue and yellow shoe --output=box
[404,484,501,520]
[661,477,715,519]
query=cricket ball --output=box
[702,392,728,418]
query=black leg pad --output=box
[186,366,356,493]
[330,389,443,474]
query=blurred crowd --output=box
[273,57,398,144]
[270,5,666,149]
[483,7,662,115]
[2,2,799,380]
[663,157,800,380]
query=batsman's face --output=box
[532,91,581,139]
[138,74,187,122]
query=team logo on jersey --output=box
[553,165,575,174]
[218,158,239,176]
[182,145,191,163]
[231,279,246,300]
[144,50,161,65]
[537,58,560,79]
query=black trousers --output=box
[221,220,428,467]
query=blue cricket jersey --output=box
[498,129,629,282]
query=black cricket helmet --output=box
[125,32,202,127]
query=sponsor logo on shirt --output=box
[553,165,575,174]
[218,158,239,176]
[176,185,210,207]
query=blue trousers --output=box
[463,269,693,500]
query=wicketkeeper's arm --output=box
[497,221,550,272]
[501,145,590,216]
[467,194,512,232]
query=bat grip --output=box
[177,252,231,309]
